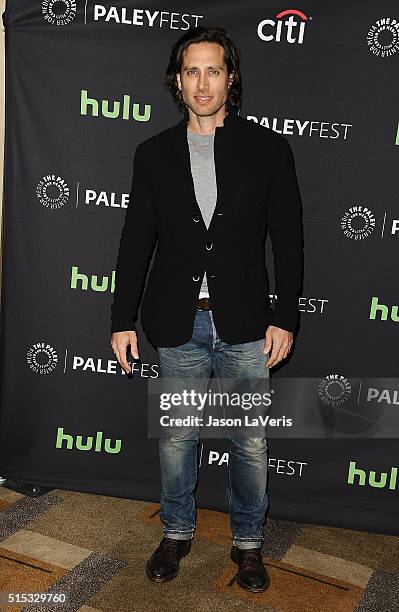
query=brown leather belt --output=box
[197,297,212,310]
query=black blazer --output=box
[110,108,304,347]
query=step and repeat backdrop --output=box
[0,1,398,534]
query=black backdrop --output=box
[0,1,398,534]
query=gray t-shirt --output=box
[186,128,217,298]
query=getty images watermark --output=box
[147,377,399,439]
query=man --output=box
[111,26,303,592]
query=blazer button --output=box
[193,214,200,223]
[206,242,213,250]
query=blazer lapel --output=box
[168,109,243,237]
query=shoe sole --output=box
[145,560,178,583]
[236,573,270,592]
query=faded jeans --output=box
[157,308,270,550]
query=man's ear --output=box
[176,72,182,91]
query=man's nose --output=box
[198,73,209,91]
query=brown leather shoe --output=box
[230,545,270,592]
[146,537,192,583]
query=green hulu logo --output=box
[80,89,151,121]
[55,427,122,454]
[347,460,398,490]
[70,265,115,292]
[369,296,399,322]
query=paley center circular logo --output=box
[36,174,70,210]
[317,374,352,407]
[42,0,77,26]
[366,17,399,57]
[27,342,59,374]
[340,205,375,240]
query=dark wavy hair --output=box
[164,25,242,114]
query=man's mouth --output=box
[194,96,213,104]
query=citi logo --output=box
[80,89,151,122]
[257,9,310,44]
[369,296,399,323]
[55,427,122,454]
[70,265,115,293]
[347,460,398,491]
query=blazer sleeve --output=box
[110,142,158,334]
[266,137,304,332]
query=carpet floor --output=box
[0,484,398,611]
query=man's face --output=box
[176,42,233,117]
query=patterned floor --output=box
[0,484,398,611]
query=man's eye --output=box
[186,69,219,75]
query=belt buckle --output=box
[198,297,211,311]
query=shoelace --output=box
[239,549,262,568]
[158,538,189,560]
[161,538,180,552]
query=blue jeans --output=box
[157,308,270,550]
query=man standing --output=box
[111,26,303,592]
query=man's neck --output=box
[187,107,228,135]
[187,125,215,136]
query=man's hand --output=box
[111,330,138,375]
[262,325,293,368]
